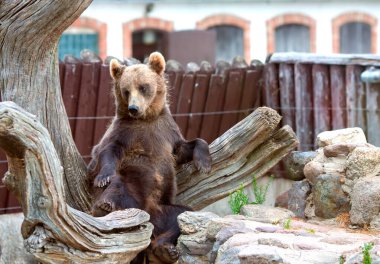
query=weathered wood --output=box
[199,75,226,143]
[263,63,280,111]
[270,52,380,66]
[175,74,195,134]
[312,64,331,136]
[238,69,263,120]
[364,81,380,147]
[0,0,92,212]
[346,65,366,132]
[330,65,347,129]
[0,102,153,263]
[294,63,314,150]
[176,107,299,209]
[186,73,210,139]
[279,63,295,129]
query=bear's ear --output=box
[148,52,166,75]
[110,59,125,80]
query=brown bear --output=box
[87,52,211,264]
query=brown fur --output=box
[88,52,211,264]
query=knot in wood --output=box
[2,171,16,191]
[37,196,50,209]
[0,116,13,130]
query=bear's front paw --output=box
[194,155,212,174]
[153,243,179,263]
[93,172,114,188]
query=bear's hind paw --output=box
[98,201,114,213]
[153,243,179,263]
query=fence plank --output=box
[279,63,296,129]
[312,64,331,136]
[59,62,65,92]
[93,64,113,145]
[263,63,280,110]
[167,71,183,116]
[0,152,8,214]
[62,62,82,134]
[365,81,380,146]
[346,65,366,133]
[330,65,347,129]
[74,62,101,161]
[218,70,245,135]
[238,68,263,120]
[295,63,314,150]
[199,75,226,143]
[186,73,211,139]
[175,74,195,135]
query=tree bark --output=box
[176,107,298,209]
[0,0,92,212]
[0,102,153,263]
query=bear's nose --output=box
[128,105,139,116]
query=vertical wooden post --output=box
[312,64,331,136]
[294,63,314,150]
[330,65,347,129]
[279,63,295,129]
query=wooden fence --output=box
[1,52,380,214]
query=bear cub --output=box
[88,52,211,263]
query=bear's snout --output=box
[128,105,140,116]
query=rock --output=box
[179,254,209,264]
[345,252,380,264]
[284,151,317,181]
[240,205,294,224]
[238,245,283,264]
[105,56,123,65]
[178,211,220,235]
[206,217,246,240]
[250,59,264,68]
[323,143,371,157]
[215,60,231,75]
[200,61,213,72]
[288,180,311,218]
[186,62,200,73]
[313,174,350,218]
[316,127,367,148]
[166,59,184,72]
[350,176,380,226]
[346,147,380,181]
[0,213,38,264]
[304,160,324,186]
[232,56,248,68]
[275,190,288,209]
[80,49,102,63]
[123,57,141,66]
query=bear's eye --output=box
[139,84,149,94]
[123,90,129,98]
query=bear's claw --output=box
[94,174,112,188]
[98,201,114,212]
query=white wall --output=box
[82,1,380,62]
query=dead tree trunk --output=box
[0,0,92,212]
[0,1,299,263]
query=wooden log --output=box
[312,64,331,136]
[330,65,347,129]
[346,65,366,133]
[176,107,299,209]
[294,63,314,150]
[0,102,152,263]
[279,63,295,129]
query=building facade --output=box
[59,0,380,63]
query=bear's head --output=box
[110,52,167,120]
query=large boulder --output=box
[240,204,294,224]
[284,151,317,181]
[350,176,380,228]
[316,127,366,147]
[288,180,311,218]
[313,174,350,219]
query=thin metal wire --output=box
[0,206,21,212]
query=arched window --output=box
[123,18,173,59]
[275,24,310,52]
[267,13,316,53]
[208,25,244,62]
[58,17,107,60]
[333,12,377,54]
[197,14,250,63]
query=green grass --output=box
[228,175,273,214]
[339,255,345,264]
[228,184,249,214]
[251,175,273,205]
[362,242,374,264]
[283,218,292,229]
